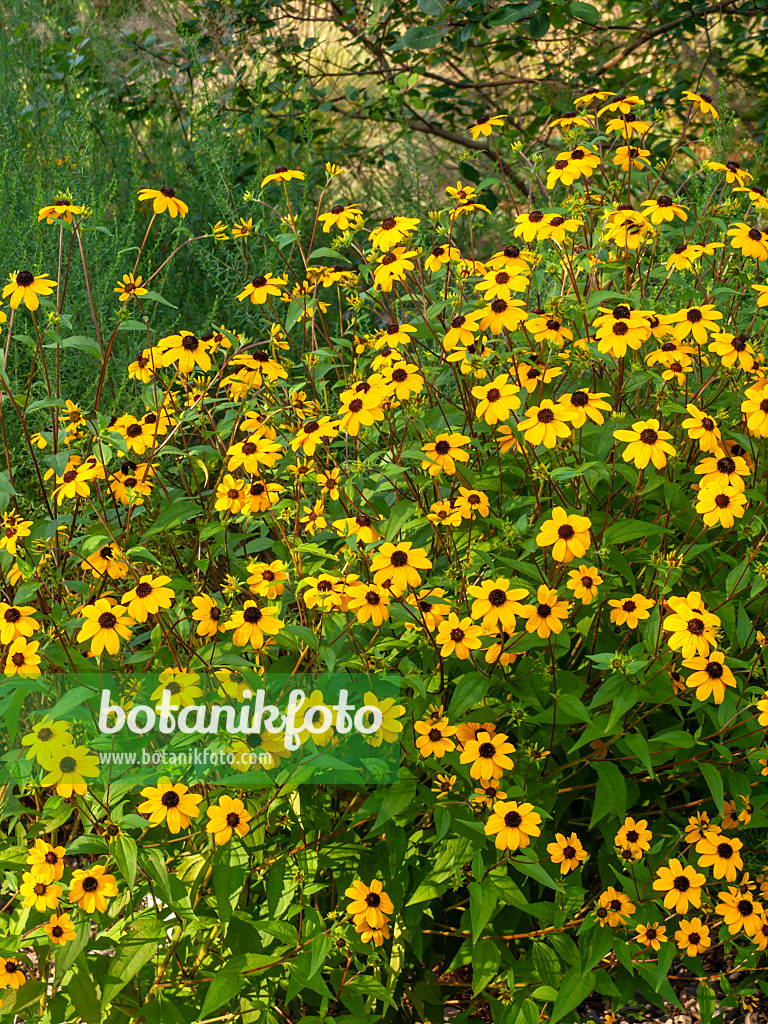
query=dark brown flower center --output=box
[161,790,181,808]
[243,606,263,624]
[639,428,658,444]
[135,582,152,599]
[98,612,117,629]
[16,270,35,287]
[504,810,522,828]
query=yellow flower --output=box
[485,800,541,850]
[44,912,76,945]
[261,167,305,187]
[613,419,675,470]
[206,796,252,845]
[114,273,148,301]
[2,270,56,311]
[137,186,188,218]
[652,859,706,913]
[138,779,203,833]
[69,864,119,913]
[536,507,592,563]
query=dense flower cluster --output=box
[0,90,767,1019]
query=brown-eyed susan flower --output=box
[455,487,490,519]
[39,745,100,797]
[0,514,31,557]
[608,594,655,628]
[21,718,71,762]
[709,330,757,371]
[641,196,688,223]
[137,184,189,216]
[670,303,723,344]
[214,475,246,514]
[653,859,706,913]
[0,957,25,990]
[415,716,456,758]
[696,830,744,881]
[425,244,461,271]
[519,586,570,639]
[158,330,212,374]
[514,210,550,243]
[695,451,750,493]
[635,922,667,951]
[237,273,285,305]
[420,433,471,477]
[596,887,636,928]
[472,781,506,806]
[70,864,119,913]
[614,418,675,470]
[76,599,134,657]
[615,816,652,857]
[44,912,76,946]
[3,270,56,311]
[566,565,603,605]
[664,604,720,659]
[459,730,516,781]
[675,917,712,954]
[468,113,505,139]
[20,871,61,912]
[518,400,572,449]
[681,90,718,117]
[696,482,748,528]
[368,215,420,251]
[681,405,722,453]
[247,560,288,600]
[206,796,252,845]
[261,166,305,187]
[431,773,457,799]
[114,272,148,301]
[26,840,65,884]
[715,889,764,936]
[536,507,592,563]
[471,374,521,424]
[477,268,528,301]
[384,361,423,401]
[476,297,528,335]
[4,638,41,679]
[741,383,768,435]
[727,222,768,260]
[405,587,451,632]
[138,780,203,833]
[224,602,283,649]
[370,542,432,593]
[547,833,587,875]
[485,800,541,851]
[613,145,650,171]
[347,583,391,626]
[558,390,612,428]
[80,542,130,580]
[291,416,340,456]
[435,614,483,659]
[684,811,711,844]
[38,197,82,223]
[467,578,528,632]
[683,650,737,703]
[454,721,497,748]
[121,574,175,622]
[373,247,417,290]
[190,594,224,637]
[345,879,394,928]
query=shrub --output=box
[0,88,766,1023]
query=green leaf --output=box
[472,937,501,994]
[101,916,163,1007]
[390,25,445,50]
[699,761,724,813]
[142,500,200,539]
[308,247,350,263]
[604,520,668,546]
[200,971,247,1018]
[448,673,490,719]
[590,760,627,826]
[487,2,541,25]
[44,335,102,361]
[213,841,248,926]
[697,980,716,1024]
[139,846,173,905]
[384,499,418,540]
[655,940,676,991]
[469,880,498,943]
[114,833,138,889]
[569,0,599,22]
[527,10,550,37]
[549,966,594,1023]
[142,289,178,308]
